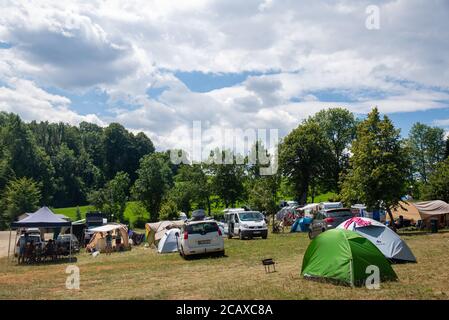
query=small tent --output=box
[301,229,397,286]
[337,217,416,263]
[158,228,181,253]
[291,217,313,232]
[145,220,185,246]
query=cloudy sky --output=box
[1,0,448,153]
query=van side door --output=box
[234,214,240,234]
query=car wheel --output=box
[308,230,313,239]
[239,231,244,240]
[262,234,267,239]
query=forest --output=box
[1,107,448,229]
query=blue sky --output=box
[1,0,448,151]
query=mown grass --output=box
[53,202,147,226]
[1,231,449,299]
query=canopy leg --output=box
[69,226,73,263]
[7,228,12,264]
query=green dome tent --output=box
[301,229,397,286]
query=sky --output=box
[0,0,448,155]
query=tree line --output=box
[1,107,448,229]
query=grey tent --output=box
[11,207,71,228]
[337,217,416,263]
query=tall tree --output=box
[208,150,245,208]
[340,108,411,228]
[445,136,449,159]
[3,177,42,222]
[79,121,105,170]
[279,119,332,205]
[88,171,130,223]
[407,123,446,183]
[51,144,86,207]
[174,164,211,213]
[132,153,173,221]
[421,158,449,202]
[103,123,134,180]
[311,108,357,191]
[0,113,55,203]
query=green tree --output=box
[248,176,279,215]
[279,119,332,204]
[445,136,449,159]
[3,177,42,222]
[0,113,55,203]
[88,171,130,222]
[407,123,446,183]
[421,158,449,202]
[174,164,211,213]
[51,143,86,207]
[159,198,179,220]
[311,108,357,191]
[103,123,134,180]
[75,206,82,221]
[132,153,173,221]
[208,150,245,208]
[340,108,411,228]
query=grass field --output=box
[1,230,449,299]
[53,202,147,226]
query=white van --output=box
[224,210,268,240]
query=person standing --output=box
[115,230,122,251]
[105,231,113,255]
[18,230,27,264]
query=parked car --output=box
[178,220,225,258]
[308,208,354,239]
[14,232,45,257]
[56,234,80,254]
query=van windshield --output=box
[238,212,264,221]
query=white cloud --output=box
[0,78,105,126]
[0,0,448,152]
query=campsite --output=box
[1,229,449,299]
[1,1,449,303]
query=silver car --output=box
[308,208,354,239]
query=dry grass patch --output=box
[1,231,449,299]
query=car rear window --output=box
[327,210,352,217]
[186,222,219,234]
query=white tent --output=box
[158,228,181,253]
[337,217,416,263]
